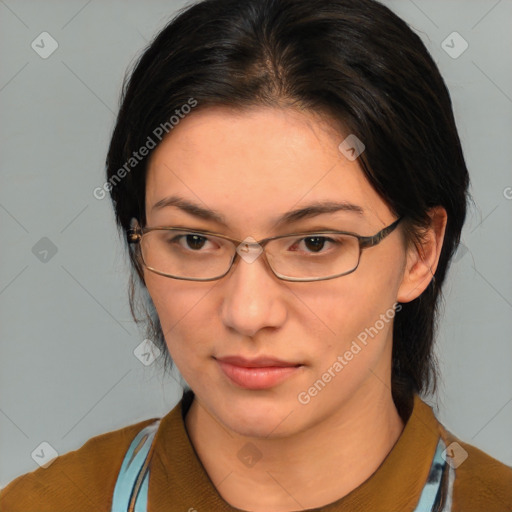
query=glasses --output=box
[127,217,402,282]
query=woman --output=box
[1,0,511,510]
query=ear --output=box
[397,206,448,303]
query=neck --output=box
[184,381,405,512]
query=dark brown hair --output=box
[105,0,470,418]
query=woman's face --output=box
[143,106,412,437]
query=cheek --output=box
[143,273,215,358]
[303,248,403,360]
[312,270,398,334]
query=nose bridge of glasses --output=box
[234,236,266,265]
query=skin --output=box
[142,105,447,512]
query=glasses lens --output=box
[266,233,360,279]
[140,229,233,279]
[140,229,360,281]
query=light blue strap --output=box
[111,419,161,512]
[133,467,150,512]
[413,437,450,512]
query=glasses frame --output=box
[127,217,403,282]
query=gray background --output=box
[1,0,511,488]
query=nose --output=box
[220,246,287,338]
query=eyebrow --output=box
[151,194,364,229]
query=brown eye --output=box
[289,236,341,254]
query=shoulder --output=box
[0,417,159,512]
[438,425,512,512]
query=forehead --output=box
[145,106,389,231]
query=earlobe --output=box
[397,207,448,303]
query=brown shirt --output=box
[1,391,511,511]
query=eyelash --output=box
[168,233,341,254]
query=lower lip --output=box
[217,360,302,390]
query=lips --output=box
[216,355,301,368]
[215,355,304,390]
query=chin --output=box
[213,393,301,437]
